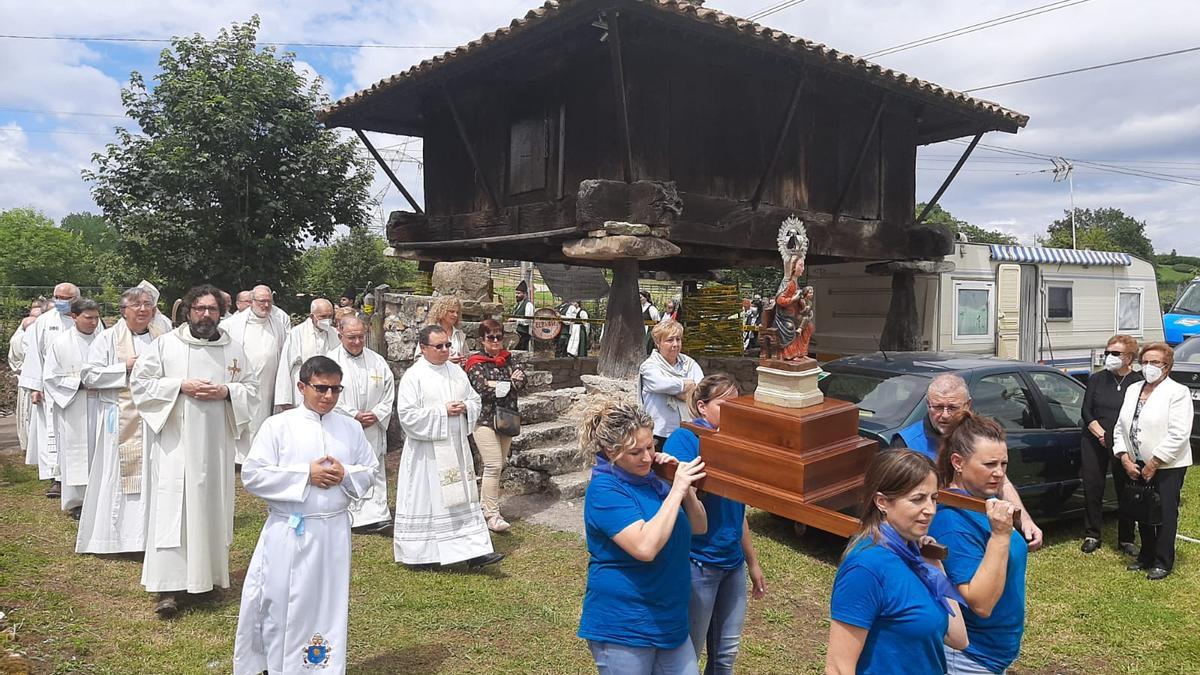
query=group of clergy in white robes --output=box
[8,299,45,457]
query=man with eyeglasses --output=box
[76,285,169,555]
[221,284,289,464]
[20,281,82,498]
[275,298,339,410]
[233,355,377,674]
[892,373,1044,550]
[131,284,258,618]
[394,325,503,570]
[325,316,395,534]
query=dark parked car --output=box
[817,352,1105,519]
[1166,336,1200,454]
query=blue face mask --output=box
[54,299,71,314]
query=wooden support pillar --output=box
[440,82,502,212]
[833,95,886,219]
[915,131,983,225]
[868,260,955,351]
[598,258,646,379]
[605,11,635,184]
[353,129,423,214]
[751,74,806,211]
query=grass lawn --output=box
[2,453,1199,674]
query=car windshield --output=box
[1171,282,1200,316]
[818,372,930,428]
[1175,337,1200,364]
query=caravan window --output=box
[1046,285,1072,321]
[1117,288,1143,334]
[953,281,995,343]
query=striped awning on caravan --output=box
[988,244,1132,266]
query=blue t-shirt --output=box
[664,424,746,569]
[578,472,692,649]
[930,505,1028,673]
[830,540,949,675]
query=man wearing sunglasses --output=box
[326,316,395,534]
[234,355,378,674]
[892,373,1044,550]
[393,325,502,570]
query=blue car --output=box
[817,352,1103,519]
[1164,279,1200,346]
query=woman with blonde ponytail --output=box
[577,401,708,674]
[930,411,1027,674]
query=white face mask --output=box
[1104,354,1124,371]
[1142,364,1164,384]
[317,318,332,329]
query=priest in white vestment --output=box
[393,325,502,569]
[325,316,394,531]
[221,284,288,463]
[42,299,103,515]
[8,307,41,454]
[233,355,377,675]
[274,298,337,409]
[134,280,174,333]
[76,287,166,554]
[19,282,81,495]
[131,285,257,618]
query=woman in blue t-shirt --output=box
[578,401,709,674]
[663,373,766,675]
[930,412,1027,674]
[827,450,968,675]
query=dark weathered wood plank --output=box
[751,73,806,211]
[834,95,886,218]
[440,81,503,212]
[605,10,635,184]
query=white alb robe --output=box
[8,324,32,453]
[326,346,395,527]
[19,309,77,478]
[131,324,257,593]
[393,358,489,565]
[566,306,589,357]
[222,309,287,463]
[233,407,377,675]
[76,320,161,553]
[274,320,338,408]
[43,327,100,511]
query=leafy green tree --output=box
[85,17,374,302]
[298,228,419,300]
[0,208,99,287]
[916,203,1017,245]
[60,212,118,254]
[1039,207,1154,259]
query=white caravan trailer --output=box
[806,242,1165,376]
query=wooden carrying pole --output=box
[354,129,423,214]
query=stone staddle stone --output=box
[432,260,493,301]
[562,235,681,261]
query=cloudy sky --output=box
[2,0,1198,252]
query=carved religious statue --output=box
[763,217,815,362]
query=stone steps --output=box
[510,445,582,476]
[550,469,591,501]
[518,387,583,425]
[511,420,577,453]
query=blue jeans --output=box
[588,639,699,675]
[945,646,1006,674]
[688,561,748,675]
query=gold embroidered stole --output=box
[114,322,163,494]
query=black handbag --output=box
[1121,477,1162,525]
[494,404,521,437]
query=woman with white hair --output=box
[638,320,704,450]
[417,296,467,365]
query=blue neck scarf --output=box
[879,522,966,616]
[592,452,672,499]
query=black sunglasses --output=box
[1104,350,1125,357]
[304,383,344,394]
[483,334,504,341]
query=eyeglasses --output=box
[251,298,272,305]
[423,342,451,350]
[304,383,344,394]
[1104,350,1125,357]
[483,334,503,342]
[191,305,221,315]
[1141,360,1167,368]
[929,404,964,414]
[123,302,154,310]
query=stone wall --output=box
[692,356,761,395]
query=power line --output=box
[963,45,1200,92]
[863,0,1092,60]
[0,33,450,50]
[747,0,813,22]
[0,106,126,118]
[948,139,1200,187]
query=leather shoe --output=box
[1126,561,1148,571]
[1118,542,1138,557]
[466,552,505,569]
[1146,567,1170,581]
[46,481,62,499]
[1080,538,1100,553]
[154,593,178,619]
[68,506,82,521]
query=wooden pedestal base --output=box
[754,357,823,409]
